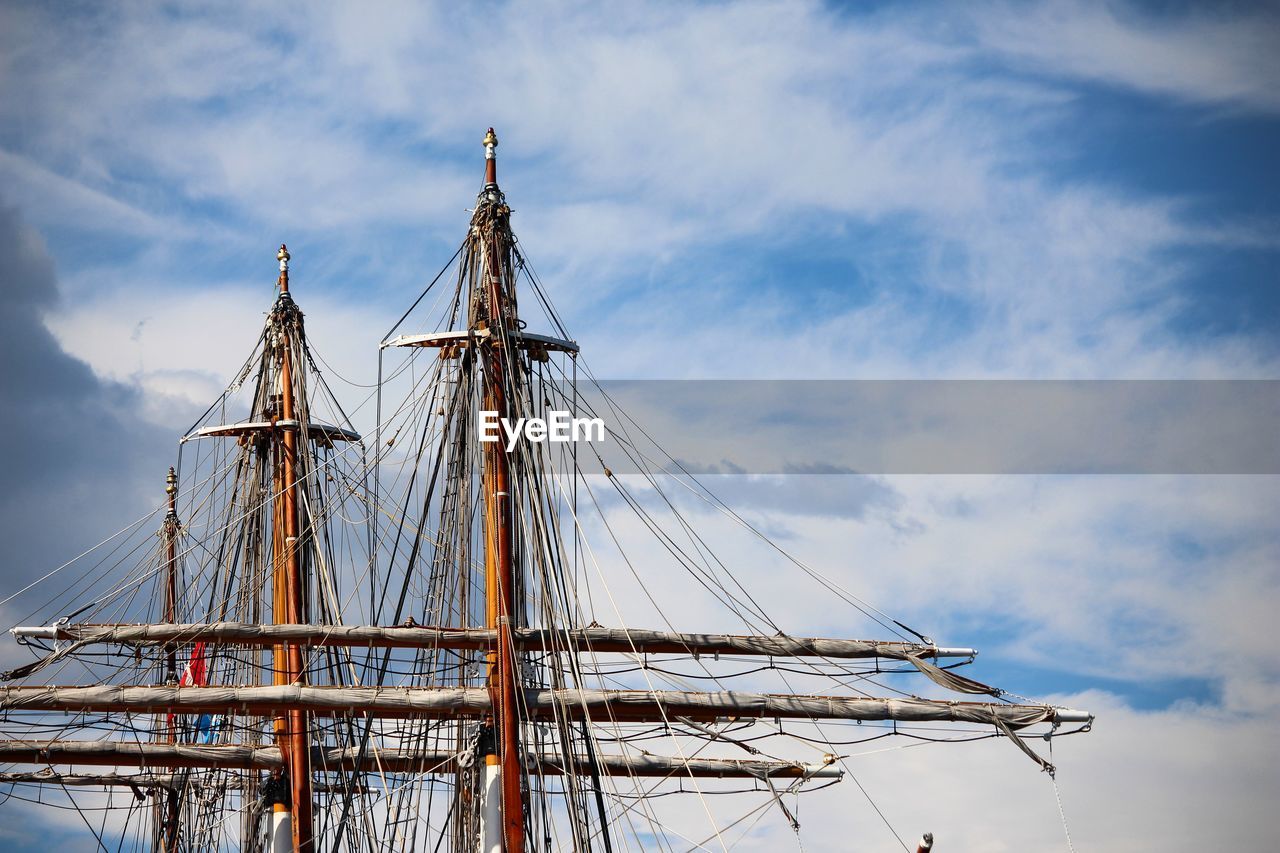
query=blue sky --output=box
[0,1,1278,850]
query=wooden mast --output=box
[163,468,179,683]
[159,467,181,852]
[274,245,313,852]
[478,127,526,853]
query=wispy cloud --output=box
[973,0,1280,113]
[1,1,1275,381]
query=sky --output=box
[0,0,1277,850]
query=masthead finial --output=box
[483,128,498,187]
[277,244,290,293]
[165,467,178,514]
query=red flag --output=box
[180,641,207,687]
[167,642,208,735]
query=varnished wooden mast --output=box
[163,468,179,682]
[274,245,313,852]
[478,127,526,853]
[160,468,180,852]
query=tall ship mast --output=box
[0,131,1091,851]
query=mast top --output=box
[483,127,498,187]
[277,244,290,294]
[164,467,177,516]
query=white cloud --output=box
[47,282,389,435]
[0,149,168,237]
[560,471,1280,848]
[586,473,1279,710]
[754,690,1280,852]
[973,0,1280,113]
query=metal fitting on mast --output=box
[164,467,178,517]
[277,244,290,294]
[482,127,502,201]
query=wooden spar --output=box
[478,126,525,853]
[917,831,934,852]
[274,244,313,852]
[0,685,1091,726]
[0,743,842,779]
[0,773,374,793]
[26,622,976,661]
[380,328,578,354]
[160,468,180,853]
[187,420,360,444]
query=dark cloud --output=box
[585,381,1280,475]
[0,203,171,611]
[698,473,903,523]
[577,471,903,530]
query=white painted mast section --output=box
[271,809,292,853]
[481,759,502,853]
[9,626,58,640]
